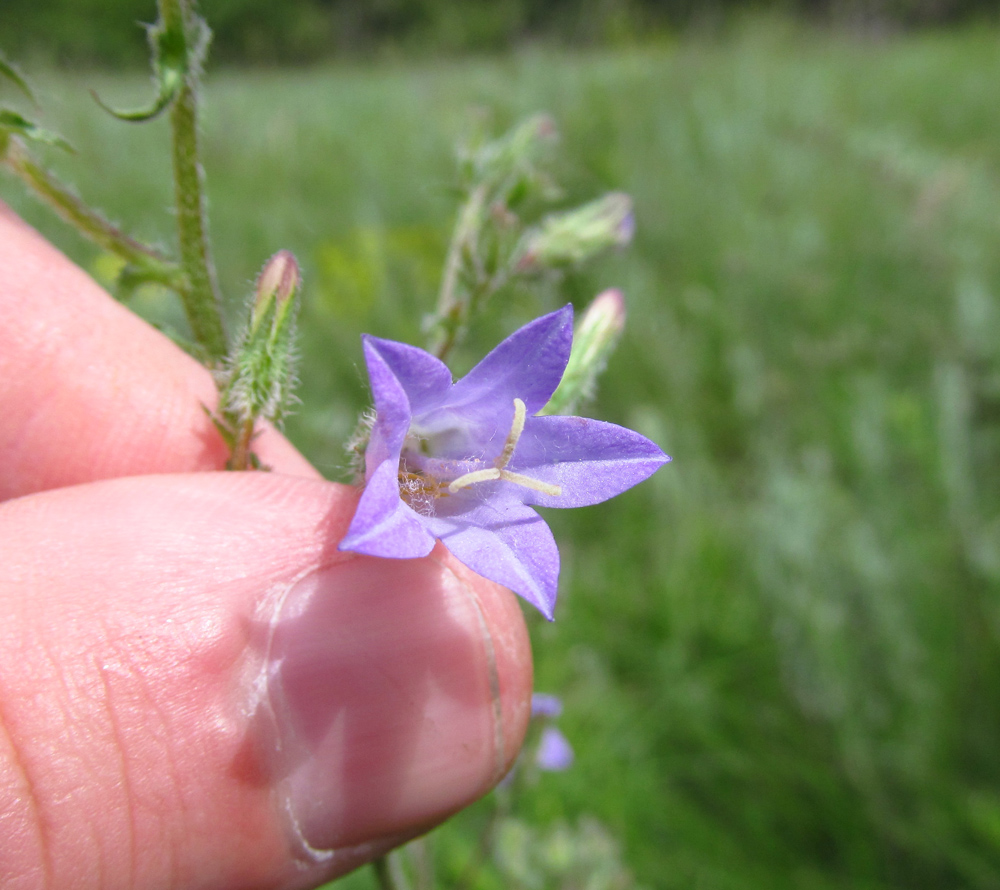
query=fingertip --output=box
[0,473,532,888]
[264,548,532,857]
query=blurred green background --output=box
[4,2,1000,888]
[3,0,999,65]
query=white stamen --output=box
[448,468,502,492]
[497,398,527,470]
[447,397,562,497]
[497,470,562,497]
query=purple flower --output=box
[531,692,564,719]
[531,694,573,771]
[338,305,669,619]
[499,693,574,787]
[535,726,574,772]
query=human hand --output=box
[0,204,533,889]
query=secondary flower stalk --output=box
[339,305,669,619]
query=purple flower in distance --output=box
[531,694,573,771]
[338,305,669,619]
[531,692,564,719]
[536,726,574,772]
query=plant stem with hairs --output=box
[2,140,181,287]
[160,0,228,363]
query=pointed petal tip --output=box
[516,582,557,621]
[552,302,574,334]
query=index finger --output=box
[0,203,318,500]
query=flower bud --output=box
[570,288,626,374]
[252,249,300,330]
[217,249,302,433]
[518,192,634,271]
[540,289,627,416]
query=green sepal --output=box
[0,110,74,153]
[0,53,34,103]
[92,12,210,122]
[202,403,237,448]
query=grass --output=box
[5,16,1000,888]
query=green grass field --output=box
[5,16,1000,888]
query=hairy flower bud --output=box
[541,289,626,416]
[518,192,634,271]
[215,249,302,446]
[571,288,626,368]
[252,249,300,330]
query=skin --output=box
[0,203,533,890]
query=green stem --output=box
[227,417,255,471]
[371,854,408,890]
[162,0,227,363]
[4,141,181,284]
[158,0,184,30]
[456,741,523,890]
[431,183,486,360]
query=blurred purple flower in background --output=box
[530,692,564,719]
[339,306,669,619]
[536,725,574,772]
[531,692,574,771]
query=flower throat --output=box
[399,398,562,513]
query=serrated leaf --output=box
[0,53,34,103]
[0,109,74,152]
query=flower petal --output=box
[361,338,415,474]
[445,305,573,418]
[509,415,670,508]
[362,335,453,415]
[423,499,560,620]
[339,459,436,559]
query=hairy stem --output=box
[162,0,227,363]
[4,141,180,283]
[431,183,486,360]
[227,417,255,471]
[371,854,409,890]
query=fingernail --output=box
[262,555,525,853]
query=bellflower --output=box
[531,693,573,771]
[500,693,574,789]
[339,305,669,619]
[535,726,575,772]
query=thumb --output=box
[0,472,531,890]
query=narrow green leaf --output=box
[0,53,34,103]
[0,110,74,152]
[91,73,181,123]
[91,17,195,122]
